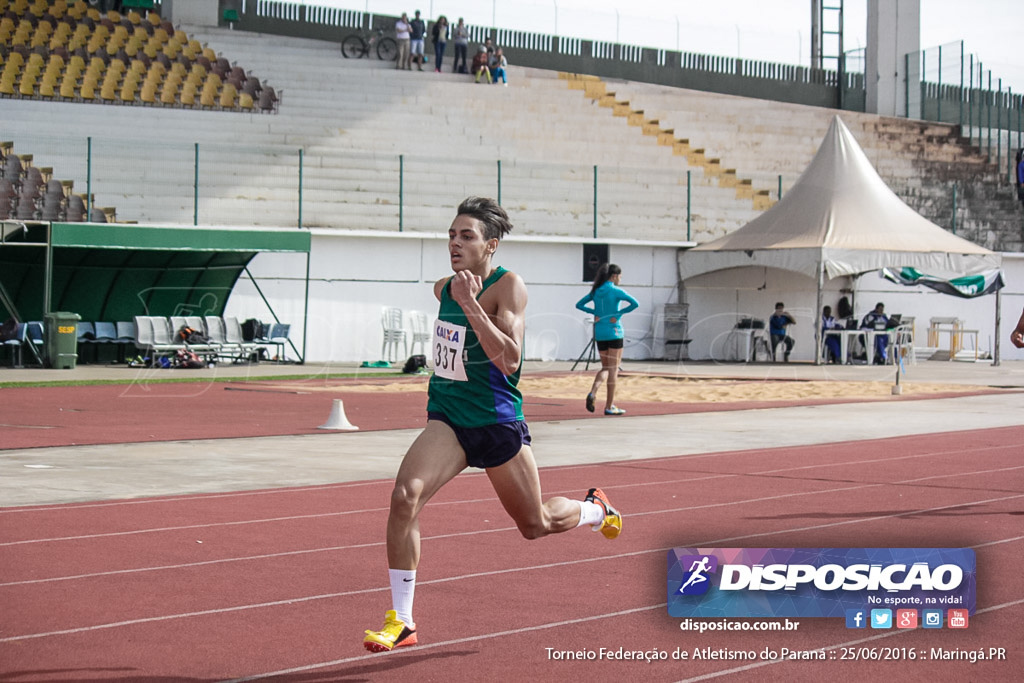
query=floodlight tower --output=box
[810,0,845,72]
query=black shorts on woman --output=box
[596,338,623,351]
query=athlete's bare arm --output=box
[441,270,526,376]
[1011,309,1024,349]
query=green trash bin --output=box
[44,312,81,369]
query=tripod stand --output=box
[571,333,598,371]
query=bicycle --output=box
[341,29,398,62]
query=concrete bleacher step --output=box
[7,22,1009,244]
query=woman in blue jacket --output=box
[575,263,639,415]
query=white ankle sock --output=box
[389,569,416,625]
[576,500,606,529]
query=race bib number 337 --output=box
[433,319,467,381]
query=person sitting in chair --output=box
[821,305,843,363]
[769,302,795,362]
[860,302,890,364]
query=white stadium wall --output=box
[223,230,682,365]
[223,229,1023,365]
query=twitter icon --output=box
[870,609,893,629]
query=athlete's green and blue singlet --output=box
[427,267,524,428]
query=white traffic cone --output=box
[317,399,359,430]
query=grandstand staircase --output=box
[580,75,1023,251]
[3,12,1020,249]
[561,72,776,212]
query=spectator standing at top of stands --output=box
[452,17,470,74]
[409,10,427,71]
[395,13,411,70]
[431,15,449,73]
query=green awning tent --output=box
[881,267,1005,299]
[0,221,311,362]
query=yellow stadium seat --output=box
[100,68,121,91]
[59,72,76,98]
[140,80,156,104]
[219,82,236,108]
[119,77,138,102]
[39,72,58,97]
[79,78,95,100]
[159,79,177,104]
[179,79,197,105]
[18,71,37,96]
[100,81,117,101]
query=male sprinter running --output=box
[363,197,622,652]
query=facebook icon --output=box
[845,609,867,629]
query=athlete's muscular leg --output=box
[601,346,623,410]
[387,420,467,569]
[487,445,581,540]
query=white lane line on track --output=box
[0,480,388,515]
[673,597,1024,682]
[2,493,1021,644]
[5,440,1018,547]
[222,597,1024,682]
[221,603,670,682]
[3,463,1022,585]
[2,425,1016,517]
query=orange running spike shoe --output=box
[584,487,622,539]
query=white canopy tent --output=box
[678,116,1002,363]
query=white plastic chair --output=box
[381,307,408,363]
[408,310,430,356]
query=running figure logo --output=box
[677,555,718,595]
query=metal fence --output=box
[233,2,1020,160]
[7,132,808,239]
[909,42,1024,183]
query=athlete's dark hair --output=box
[456,196,513,241]
[590,263,621,294]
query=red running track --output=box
[1,425,1022,681]
[0,374,1005,449]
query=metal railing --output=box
[908,42,1024,183]
[7,133,814,240]
[235,3,861,112]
